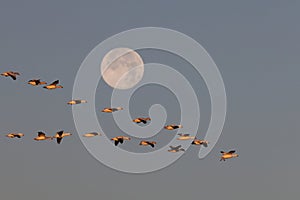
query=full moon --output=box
[101,48,144,89]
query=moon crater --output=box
[101,48,144,90]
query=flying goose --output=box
[133,117,151,124]
[220,150,239,161]
[53,130,72,144]
[1,71,20,80]
[102,107,123,113]
[191,138,209,147]
[111,136,131,146]
[43,80,63,90]
[34,131,53,141]
[168,145,185,153]
[28,79,47,86]
[164,124,183,130]
[83,132,101,137]
[67,100,87,105]
[177,133,195,140]
[6,133,24,139]
[139,140,156,148]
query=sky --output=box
[0,0,300,199]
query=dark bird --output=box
[102,107,123,113]
[133,117,151,124]
[139,140,156,148]
[220,150,239,161]
[177,133,195,140]
[111,136,130,146]
[191,138,209,147]
[28,79,47,86]
[67,100,87,105]
[164,124,183,130]
[43,80,63,90]
[168,145,185,153]
[6,133,24,139]
[1,71,20,80]
[83,132,101,137]
[53,130,72,144]
[34,131,53,141]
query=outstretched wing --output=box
[9,74,16,80]
[149,142,155,148]
[38,131,46,137]
[56,130,64,137]
[50,80,59,86]
[228,150,236,154]
[57,137,63,144]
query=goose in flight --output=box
[28,79,47,86]
[1,71,20,80]
[168,145,185,153]
[191,138,209,147]
[220,150,239,161]
[139,140,156,148]
[177,133,195,140]
[34,131,53,141]
[67,100,87,105]
[133,117,151,124]
[6,133,24,139]
[43,80,63,90]
[164,124,183,130]
[111,136,130,146]
[83,132,101,137]
[102,107,123,113]
[53,130,72,144]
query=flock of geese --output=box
[1,70,239,162]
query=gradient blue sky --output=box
[0,1,299,199]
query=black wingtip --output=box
[57,130,64,136]
[57,138,62,144]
